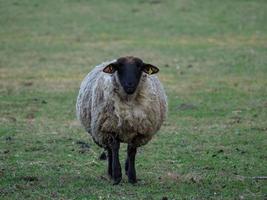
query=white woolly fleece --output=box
[76,60,167,147]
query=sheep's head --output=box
[103,56,159,95]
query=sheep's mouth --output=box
[124,87,136,95]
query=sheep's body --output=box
[76,60,167,148]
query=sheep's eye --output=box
[116,64,122,69]
[137,65,142,70]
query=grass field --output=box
[1,0,267,199]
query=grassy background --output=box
[0,0,267,199]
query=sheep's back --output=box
[76,61,114,133]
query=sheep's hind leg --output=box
[109,136,122,185]
[126,144,137,184]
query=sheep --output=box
[76,56,167,184]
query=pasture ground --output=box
[0,0,266,199]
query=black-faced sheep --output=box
[76,56,167,184]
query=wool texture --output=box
[76,60,167,148]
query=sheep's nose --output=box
[126,82,134,87]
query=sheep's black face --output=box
[116,58,143,94]
[103,57,159,95]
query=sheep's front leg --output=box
[125,157,129,175]
[107,148,112,178]
[126,144,137,183]
[109,136,122,185]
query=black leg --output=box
[125,157,129,175]
[109,136,122,185]
[107,148,112,178]
[126,144,137,184]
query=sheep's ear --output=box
[143,64,159,75]
[103,63,117,74]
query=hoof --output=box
[112,177,122,185]
[107,169,112,179]
[107,174,112,179]
[99,152,107,160]
[128,178,137,184]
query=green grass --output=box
[1,0,267,199]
